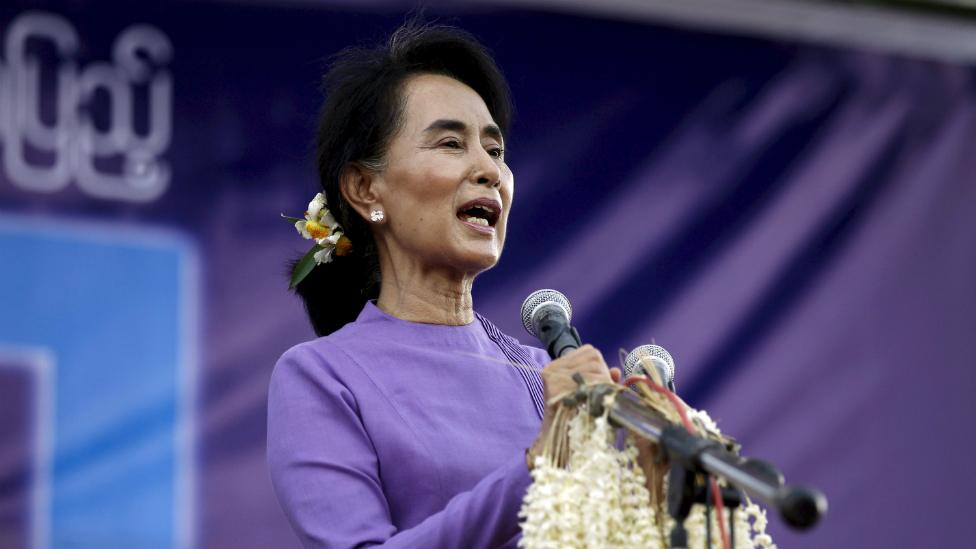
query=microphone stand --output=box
[568,374,827,543]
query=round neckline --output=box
[358,300,480,329]
[352,301,493,349]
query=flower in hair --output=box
[282,192,352,288]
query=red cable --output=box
[623,377,696,431]
[710,478,731,549]
[623,375,731,549]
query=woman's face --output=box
[373,73,513,276]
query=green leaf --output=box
[281,213,304,225]
[289,244,324,289]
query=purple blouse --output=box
[267,302,549,548]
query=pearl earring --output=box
[370,209,385,223]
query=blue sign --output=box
[0,215,197,548]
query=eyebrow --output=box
[422,119,503,142]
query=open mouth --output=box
[456,198,501,228]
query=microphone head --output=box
[624,344,675,386]
[520,289,572,337]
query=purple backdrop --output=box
[1,1,974,547]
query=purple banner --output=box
[1,1,974,547]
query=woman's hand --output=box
[525,345,667,504]
[634,436,668,506]
[526,345,621,467]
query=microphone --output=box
[520,289,582,359]
[519,292,828,528]
[624,344,676,392]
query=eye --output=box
[488,147,504,159]
[440,139,463,149]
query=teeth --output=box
[464,216,490,226]
[469,204,496,215]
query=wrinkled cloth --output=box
[267,301,549,548]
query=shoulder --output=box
[275,313,379,370]
[270,324,374,402]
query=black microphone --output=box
[624,344,676,392]
[520,289,582,359]
[521,292,828,530]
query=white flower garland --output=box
[520,409,663,549]
[519,398,776,549]
[672,501,777,549]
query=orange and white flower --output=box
[284,192,354,288]
[312,246,334,265]
[295,193,342,242]
[307,193,327,218]
[290,192,353,265]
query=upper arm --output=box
[266,343,395,548]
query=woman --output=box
[267,23,620,548]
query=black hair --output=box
[293,22,513,336]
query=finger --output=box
[609,367,621,383]
[569,344,599,361]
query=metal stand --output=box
[573,375,827,534]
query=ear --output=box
[339,162,382,222]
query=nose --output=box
[473,149,502,188]
[475,174,499,187]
